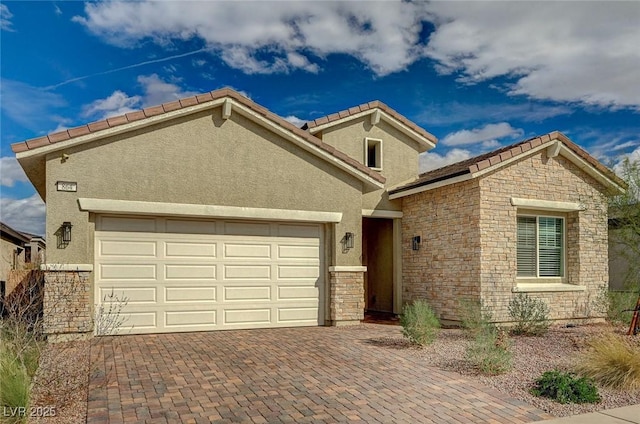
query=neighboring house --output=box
[1,221,46,295]
[11,88,626,338]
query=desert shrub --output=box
[594,287,637,324]
[575,333,640,391]
[400,300,440,346]
[508,293,550,336]
[458,298,494,338]
[466,326,512,375]
[531,370,600,404]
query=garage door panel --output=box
[165,310,216,327]
[224,308,271,325]
[224,265,271,280]
[224,222,271,236]
[100,264,157,280]
[165,287,216,302]
[277,265,319,279]
[224,243,271,259]
[277,224,320,238]
[224,286,271,301]
[278,307,319,323]
[278,286,319,300]
[278,245,319,259]
[99,287,157,304]
[165,264,216,280]
[99,240,157,257]
[165,219,217,234]
[165,241,217,258]
[96,215,323,334]
[100,216,157,233]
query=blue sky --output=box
[1,1,639,235]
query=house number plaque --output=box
[56,181,77,192]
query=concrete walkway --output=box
[537,405,640,423]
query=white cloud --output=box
[0,157,29,187]
[1,4,14,31]
[424,2,640,110]
[283,115,306,128]
[53,4,62,16]
[137,74,197,107]
[73,1,429,76]
[441,123,523,147]
[81,74,197,120]
[82,90,141,119]
[0,194,45,236]
[419,148,472,173]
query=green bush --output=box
[531,370,600,404]
[466,327,512,375]
[594,287,637,324]
[508,293,550,336]
[400,300,440,346]
[0,344,32,424]
[458,298,495,338]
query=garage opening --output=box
[95,215,324,334]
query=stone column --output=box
[43,267,92,341]
[328,266,366,325]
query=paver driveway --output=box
[88,324,552,423]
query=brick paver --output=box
[88,324,552,423]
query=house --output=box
[1,221,46,296]
[11,88,626,338]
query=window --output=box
[517,216,564,277]
[364,138,382,170]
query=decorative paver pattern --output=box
[88,325,552,423]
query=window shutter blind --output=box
[517,217,537,276]
[538,217,563,276]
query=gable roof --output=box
[389,131,627,199]
[302,101,437,152]
[12,88,388,198]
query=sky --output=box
[1,1,639,236]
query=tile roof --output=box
[11,88,385,184]
[302,100,437,145]
[389,131,626,195]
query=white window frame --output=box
[364,137,383,171]
[516,213,566,283]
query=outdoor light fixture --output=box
[344,232,355,250]
[412,236,421,251]
[61,222,72,243]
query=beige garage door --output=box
[95,215,324,334]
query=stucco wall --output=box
[44,107,365,268]
[609,228,638,291]
[401,179,482,322]
[320,118,423,211]
[0,237,24,283]
[478,151,609,322]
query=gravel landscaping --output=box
[405,323,640,417]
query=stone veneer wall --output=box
[401,179,482,322]
[44,271,92,337]
[329,271,365,323]
[478,152,609,322]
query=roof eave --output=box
[307,108,437,152]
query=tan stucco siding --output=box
[478,151,609,322]
[0,238,24,282]
[320,118,423,211]
[608,228,638,290]
[45,108,364,267]
[401,179,482,321]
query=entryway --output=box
[363,217,394,313]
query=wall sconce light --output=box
[62,222,72,243]
[344,232,355,250]
[412,235,421,251]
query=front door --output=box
[363,218,394,313]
